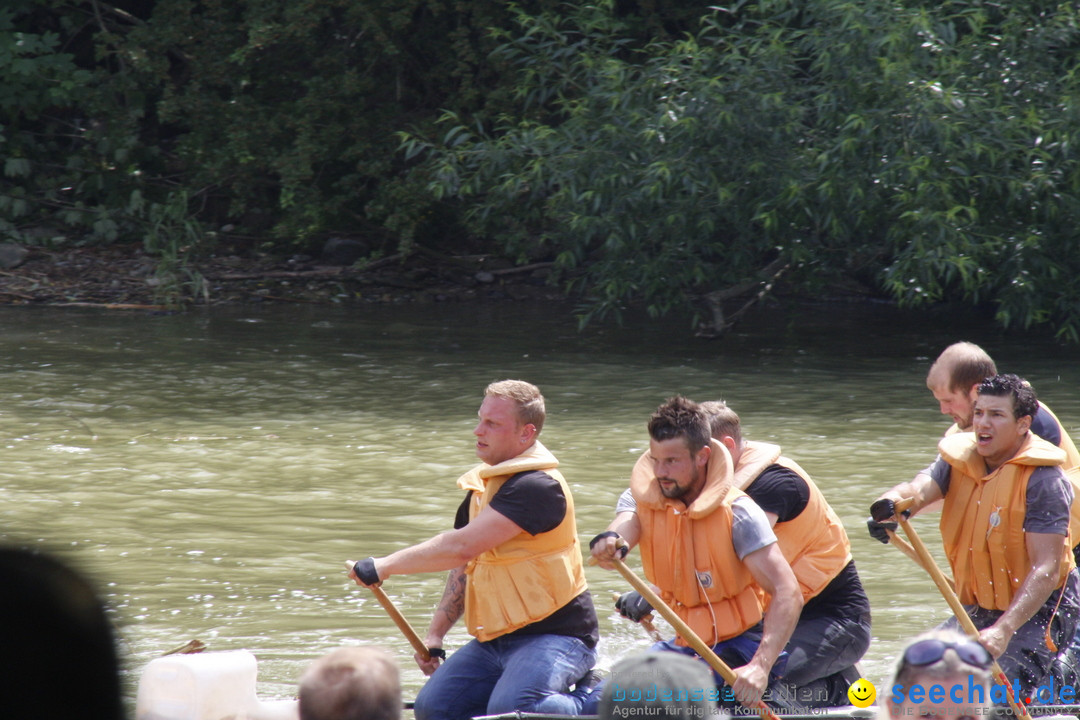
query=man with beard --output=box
[607,400,870,707]
[590,397,803,710]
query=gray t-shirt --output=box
[615,487,777,559]
[925,457,1073,534]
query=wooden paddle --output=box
[891,499,1031,720]
[610,591,663,642]
[344,561,433,662]
[885,528,956,592]
[605,549,783,720]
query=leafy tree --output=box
[0,0,533,254]
[406,0,1080,340]
[0,0,122,244]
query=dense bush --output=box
[0,0,700,254]
[0,0,535,254]
[406,0,1080,339]
[4,0,1080,338]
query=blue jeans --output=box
[413,633,597,720]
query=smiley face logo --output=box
[847,678,876,708]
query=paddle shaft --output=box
[370,584,432,662]
[346,562,432,662]
[610,555,782,720]
[885,528,955,591]
[893,498,1031,720]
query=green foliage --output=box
[408,2,863,327]
[0,0,530,253]
[407,0,1080,339]
[143,190,211,308]
[5,0,1080,340]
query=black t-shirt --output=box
[745,465,872,621]
[454,469,599,647]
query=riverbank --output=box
[0,243,565,309]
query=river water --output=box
[3,300,1080,710]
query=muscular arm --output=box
[346,506,521,674]
[354,505,523,581]
[874,469,945,517]
[415,565,468,675]
[733,542,803,705]
[980,532,1067,658]
[427,566,467,641]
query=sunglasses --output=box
[903,639,992,670]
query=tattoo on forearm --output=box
[437,567,466,624]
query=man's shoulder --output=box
[502,468,560,489]
[746,463,804,490]
[1032,403,1064,447]
[1028,463,1068,484]
[744,465,809,519]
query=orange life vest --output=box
[939,432,1075,610]
[734,441,852,602]
[631,439,766,645]
[947,402,1080,549]
[457,441,587,642]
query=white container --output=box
[136,650,298,720]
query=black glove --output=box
[589,531,629,558]
[353,557,380,585]
[870,498,905,522]
[866,517,898,544]
[615,591,653,622]
[867,498,910,544]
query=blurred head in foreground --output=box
[0,546,125,720]
[881,629,993,720]
[299,646,401,720]
[599,651,719,719]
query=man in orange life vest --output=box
[926,345,1078,469]
[590,397,804,709]
[347,380,599,720]
[869,342,1080,564]
[870,374,1080,699]
[607,400,872,706]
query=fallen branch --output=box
[162,639,207,656]
[699,257,789,338]
[360,253,404,272]
[489,261,554,277]
[205,267,346,281]
[0,290,36,300]
[50,302,170,311]
[246,292,320,304]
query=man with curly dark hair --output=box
[871,374,1080,700]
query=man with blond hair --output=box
[347,380,599,720]
[299,646,401,720]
